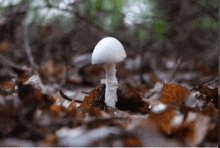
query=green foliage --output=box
[23,0,75,32]
[154,20,165,33]
[92,0,101,13]
[0,0,218,54]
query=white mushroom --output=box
[91,37,126,108]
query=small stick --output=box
[59,89,72,101]
[23,26,46,90]
[168,58,182,82]
[59,89,83,103]
[24,27,35,68]
[81,91,90,94]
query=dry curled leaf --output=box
[149,104,176,134]
[67,101,77,112]
[0,104,17,135]
[161,83,189,105]
[18,83,54,109]
[0,39,10,51]
[117,82,149,114]
[79,86,100,113]
[150,70,158,84]
[123,135,142,147]
[43,132,57,146]
[199,85,218,108]
[200,102,218,117]
[2,80,15,90]
[50,105,65,116]
[39,60,66,81]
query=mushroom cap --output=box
[92,37,126,64]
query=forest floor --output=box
[0,47,218,147]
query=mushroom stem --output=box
[105,63,118,108]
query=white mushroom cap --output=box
[92,37,126,64]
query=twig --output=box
[149,56,161,81]
[23,26,46,90]
[168,58,182,82]
[59,89,83,103]
[59,64,68,87]
[24,27,35,68]
[82,117,130,125]
[201,76,218,86]
[0,53,27,73]
[59,90,72,101]
[81,91,90,94]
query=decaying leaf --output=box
[39,60,66,81]
[18,83,54,109]
[161,83,189,105]
[200,102,218,117]
[0,39,10,51]
[123,135,142,147]
[0,104,17,135]
[79,86,100,113]
[150,70,158,84]
[2,80,15,90]
[117,82,150,114]
[199,85,218,108]
[67,101,77,112]
[149,104,176,134]
[50,104,66,117]
[43,132,57,146]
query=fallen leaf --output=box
[149,104,176,134]
[150,70,158,84]
[123,135,142,147]
[2,80,15,90]
[161,83,189,105]
[50,104,65,116]
[43,132,57,146]
[206,123,218,142]
[67,101,77,112]
[79,86,99,113]
[0,39,10,51]
[39,60,66,81]
[18,83,54,109]
[199,85,218,108]
[117,82,148,114]
[200,102,218,117]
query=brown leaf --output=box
[79,86,99,113]
[16,74,32,84]
[207,124,218,142]
[117,82,149,114]
[89,106,103,117]
[43,132,57,146]
[50,105,65,116]
[67,101,77,112]
[150,70,158,84]
[39,60,66,81]
[149,104,176,134]
[200,102,218,117]
[0,80,16,95]
[199,85,218,107]
[123,135,142,147]
[0,104,17,135]
[161,83,189,105]
[2,80,15,90]
[0,39,10,51]
[18,83,54,109]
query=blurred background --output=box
[0,0,218,88]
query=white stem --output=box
[105,63,118,108]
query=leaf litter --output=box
[0,67,218,147]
